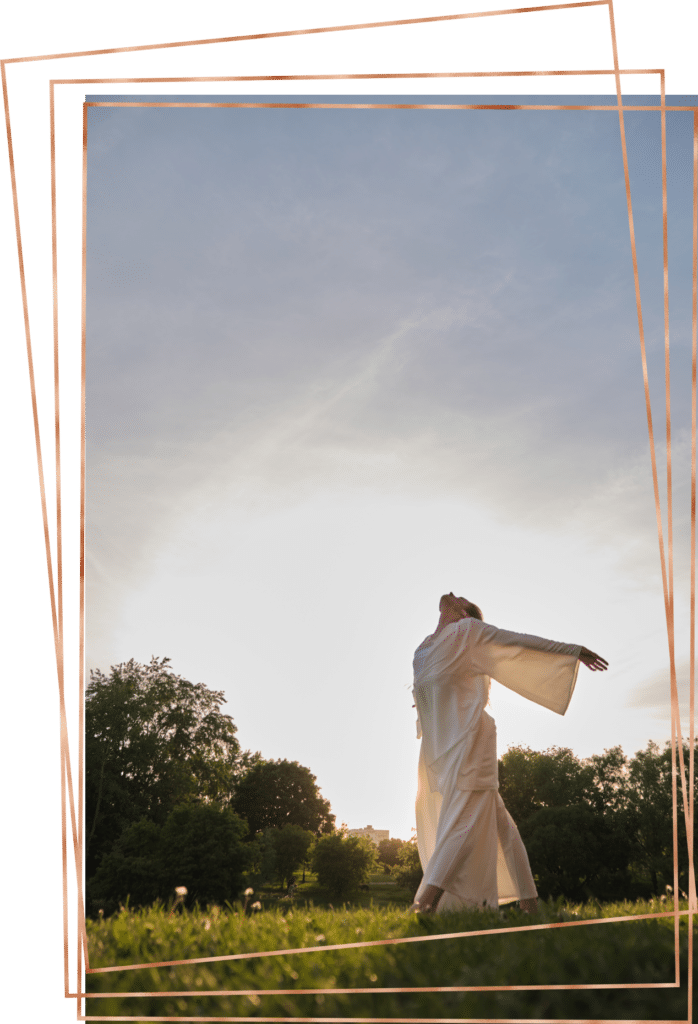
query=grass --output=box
[251,871,414,913]
[85,895,696,1020]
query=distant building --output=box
[347,825,389,846]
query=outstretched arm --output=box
[579,646,608,671]
[457,618,609,673]
[458,621,591,715]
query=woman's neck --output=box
[433,609,467,636]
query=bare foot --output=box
[520,897,538,914]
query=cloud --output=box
[58,85,698,866]
[627,658,696,746]
[84,98,692,673]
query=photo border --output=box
[76,86,695,1017]
[1,2,691,1024]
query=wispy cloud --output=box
[84,99,694,797]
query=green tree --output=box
[519,804,632,901]
[88,803,251,916]
[268,824,315,889]
[158,803,251,905]
[311,833,376,899]
[498,745,595,823]
[377,837,406,874]
[88,818,164,915]
[498,740,696,901]
[86,657,252,878]
[231,758,335,837]
[244,830,272,884]
[624,739,695,895]
[392,839,422,894]
[586,745,630,815]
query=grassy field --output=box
[86,893,695,1020]
[250,870,415,912]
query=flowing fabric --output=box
[412,617,581,910]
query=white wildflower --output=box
[175,886,188,896]
[244,888,254,896]
[315,933,326,943]
[204,919,211,931]
[251,901,262,911]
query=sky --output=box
[84,93,697,841]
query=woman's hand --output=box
[579,646,609,671]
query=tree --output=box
[624,739,695,895]
[88,803,251,917]
[311,833,376,899]
[392,839,422,893]
[269,825,315,889]
[231,759,335,837]
[519,804,632,901]
[497,740,697,901]
[86,657,250,878]
[88,818,164,915]
[586,746,630,815]
[158,803,251,905]
[498,745,595,823]
[377,838,406,874]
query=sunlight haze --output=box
[85,95,696,839]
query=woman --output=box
[411,593,608,915]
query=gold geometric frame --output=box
[1,2,696,1021]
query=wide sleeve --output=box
[465,620,582,715]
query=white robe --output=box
[412,617,581,911]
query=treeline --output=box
[86,656,692,915]
[86,657,338,916]
[371,741,695,905]
[498,742,694,901]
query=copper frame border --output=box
[0,0,691,1019]
[3,2,609,65]
[73,79,698,1019]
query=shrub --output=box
[312,833,376,898]
[88,802,251,916]
[268,824,314,889]
[158,803,252,905]
[377,837,406,874]
[392,840,422,893]
[89,819,164,916]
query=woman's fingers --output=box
[580,647,609,671]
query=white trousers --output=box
[415,751,537,911]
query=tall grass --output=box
[86,897,694,1019]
